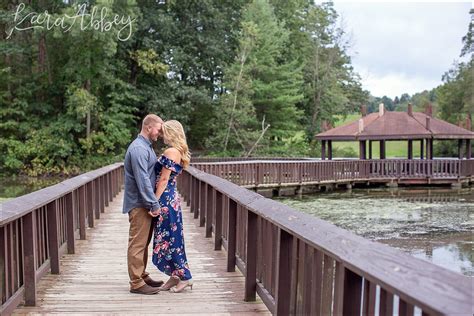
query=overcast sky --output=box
[328,1,472,99]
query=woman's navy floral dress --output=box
[152,154,192,281]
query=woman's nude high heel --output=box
[170,279,193,293]
[159,276,180,291]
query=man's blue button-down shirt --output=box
[122,135,160,214]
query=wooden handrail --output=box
[1,158,472,315]
[191,159,473,186]
[178,165,472,315]
[0,163,124,315]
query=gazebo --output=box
[315,104,474,160]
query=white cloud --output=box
[332,1,472,97]
[361,71,442,98]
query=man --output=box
[123,114,164,295]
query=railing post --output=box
[103,175,108,207]
[194,179,200,219]
[47,200,60,274]
[191,178,198,216]
[334,264,363,315]
[244,209,257,301]
[66,191,75,254]
[214,191,223,250]
[227,199,237,272]
[78,186,87,240]
[23,212,37,306]
[109,172,114,200]
[199,182,207,227]
[94,179,100,219]
[206,185,214,238]
[255,164,261,187]
[466,139,472,159]
[187,172,192,206]
[275,228,293,316]
[98,176,105,213]
[87,182,94,228]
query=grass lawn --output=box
[332,140,424,159]
[332,114,424,158]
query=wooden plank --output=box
[303,246,313,316]
[93,180,100,220]
[23,212,37,306]
[227,199,237,272]
[47,201,60,274]
[98,176,105,213]
[5,224,11,299]
[380,288,394,316]
[289,237,298,315]
[333,261,345,315]
[399,299,415,316]
[244,209,257,302]
[296,240,306,315]
[311,249,323,316]
[199,182,206,227]
[65,192,75,255]
[275,228,293,316]
[78,186,86,240]
[0,226,5,304]
[87,182,94,228]
[194,178,199,219]
[11,191,270,315]
[321,254,334,316]
[205,185,213,238]
[214,191,223,250]
[342,267,363,315]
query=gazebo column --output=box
[380,140,386,159]
[408,140,413,159]
[321,140,326,160]
[328,140,333,160]
[369,141,373,159]
[458,139,464,159]
[426,139,433,160]
[420,139,424,159]
[359,140,366,159]
[466,139,472,159]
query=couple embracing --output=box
[122,114,192,295]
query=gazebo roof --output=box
[315,106,474,141]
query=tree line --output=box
[0,1,471,177]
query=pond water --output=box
[275,187,473,276]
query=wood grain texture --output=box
[13,191,270,315]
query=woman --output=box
[150,120,192,293]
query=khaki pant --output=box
[128,207,153,289]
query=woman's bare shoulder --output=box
[163,147,181,163]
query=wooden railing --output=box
[177,166,471,315]
[192,159,474,186]
[2,158,472,315]
[192,157,315,163]
[0,163,124,315]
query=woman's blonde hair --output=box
[162,120,191,168]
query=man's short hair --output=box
[142,114,163,130]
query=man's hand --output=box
[148,208,160,217]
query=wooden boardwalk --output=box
[13,191,270,315]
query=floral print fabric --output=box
[152,154,192,280]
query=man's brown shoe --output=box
[143,276,164,288]
[130,284,160,295]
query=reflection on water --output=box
[276,187,473,276]
[0,176,65,202]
